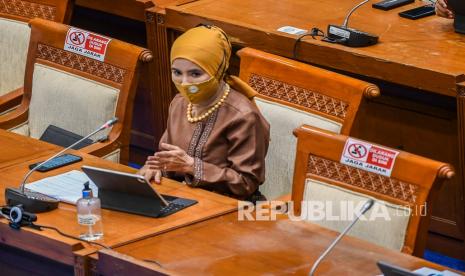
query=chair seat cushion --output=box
[0,18,30,96]
[102,148,121,163]
[302,178,411,251]
[9,121,30,136]
[29,63,120,141]
[256,97,342,199]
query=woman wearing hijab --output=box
[138,25,270,202]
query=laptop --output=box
[81,166,197,218]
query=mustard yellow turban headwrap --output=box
[170,25,257,100]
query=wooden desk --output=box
[95,212,456,275]
[162,0,465,96]
[148,0,465,258]
[0,129,56,169]
[0,147,237,274]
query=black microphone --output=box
[325,0,379,47]
[99,117,118,130]
[309,199,375,276]
[4,117,119,213]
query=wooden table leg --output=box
[455,82,465,258]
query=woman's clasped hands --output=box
[138,143,194,183]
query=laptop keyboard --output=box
[158,198,198,218]
[158,203,184,217]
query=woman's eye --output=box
[191,72,202,78]
[172,70,181,76]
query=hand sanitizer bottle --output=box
[76,181,103,241]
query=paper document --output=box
[25,170,98,204]
[413,267,461,276]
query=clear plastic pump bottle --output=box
[76,181,103,241]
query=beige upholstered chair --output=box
[0,0,73,114]
[237,47,380,199]
[0,18,153,164]
[292,125,454,255]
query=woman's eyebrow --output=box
[188,69,203,73]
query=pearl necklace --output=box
[187,84,230,123]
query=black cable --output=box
[41,222,166,268]
[0,212,109,249]
[36,224,165,268]
[1,209,165,267]
[292,28,327,60]
[310,27,326,39]
[293,33,313,60]
[33,223,112,250]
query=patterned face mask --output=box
[174,76,219,104]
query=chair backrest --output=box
[0,0,73,96]
[237,47,380,199]
[291,124,454,255]
[11,18,152,163]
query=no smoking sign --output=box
[340,138,399,177]
[69,31,85,46]
[347,143,367,159]
[64,27,111,62]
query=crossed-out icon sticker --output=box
[69,31,85,46]
[347,143,367,159]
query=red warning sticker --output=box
[340,138,399,177]
[64,28,111,62]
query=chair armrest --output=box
[437,164,455,179]
[274,193,292,202]
[363,84,380,99]
[80,123,126,160]
[273,194,292,215]
[255,193,290,213]
[0,87,24,113]
[79,137,122,158]
[0,104,29,130]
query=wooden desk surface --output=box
[108,212,456,275]
[0,149,237,272]
[164,0,465,96]
[0,129,57,169]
